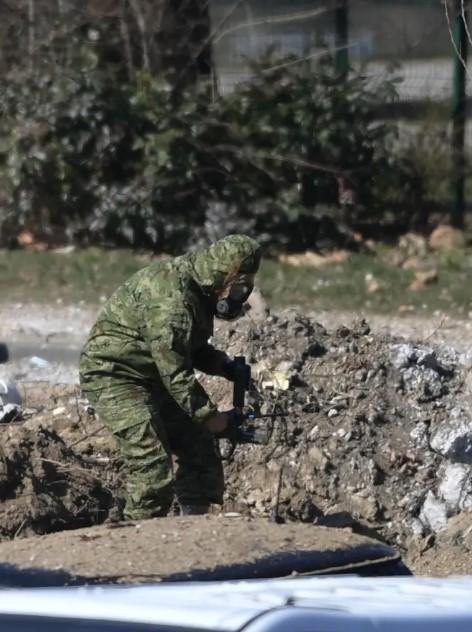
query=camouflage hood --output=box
[186,235,261,294]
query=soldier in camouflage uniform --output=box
[79,235,261,520]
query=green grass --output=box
[261,251,472,316]
[1,247,472,316]
[0,248,148,304]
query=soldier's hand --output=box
[205,409,246,436]
[204,411,229,434]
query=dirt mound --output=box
[0,385,122,538]
[1,311,472,576]
[407,510,472,575]
[208,312,472,552]
[0,515,401,585]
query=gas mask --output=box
[215,281,253,321]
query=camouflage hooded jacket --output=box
[79,235,261,424]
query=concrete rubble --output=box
[0,309,471,562]
[0,379,22,424]
[204,311,472,549]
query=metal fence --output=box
[209,0,470,225]
[209,1,455,100]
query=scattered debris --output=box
[429,225,466,252]
[206,312,472,551]
[408,269,438,291]
[385,233,429,268]
[419,491,448,533]
[0,404,21,424]
[398,304,416,314]
[365,273,383,294]
[279,250,351,267]
[0,310,471,577]
[29,356,51,369]
[16,230,48,252]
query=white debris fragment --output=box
[390,343,417,369]
[438,463,472,512]
[430,407,472,463]
[52,406,67,417]
[0,403,21,423]
[29,356,51,369]
[410,518,425,537]
[419,491,448,532]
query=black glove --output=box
[217,408,245,441]
[221,358,237,382]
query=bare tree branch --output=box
[444,0,472,81]
[128,0,150,71]
[174,0,245,88]
[461,0,472,48]
[213,6,332,45]
[260,43,357,74]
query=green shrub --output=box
[0,57,423,252]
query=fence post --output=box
[451,0,469,228]
[334,0,349,75]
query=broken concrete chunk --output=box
[0,403,21,424]
[390,344,456,402]
[438,463,472,512]
[29,356,51,369]
[419,491,448,532]
[390,343,418,369]
[308,445,330,472]
[350,493,379,521]
[390,344,456,375]
[430,408,472,463]
[429,225,466,251]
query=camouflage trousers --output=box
[81,378,224,520]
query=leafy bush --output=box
[0,56,423,252]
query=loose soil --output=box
[1,306,472,578]
[0,515,398,585]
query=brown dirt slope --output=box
[0,515,398,585]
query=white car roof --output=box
[1,576,472,630]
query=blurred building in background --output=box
[210,1,454,101]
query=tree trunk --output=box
[158,0,214,84]
[128,0,150,71]
[120,0,134,79]
[27,0,35,72]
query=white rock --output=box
[410,518,425,536]
[430,407,472,463]
[419,491,448,532]
[438,463,472,511]
[0,403,21,423]
[390,343,417,369]
[29,356,50,369]
[52,406,67,417]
